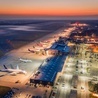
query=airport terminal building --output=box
[30,40,70,86]
[30,55,67,86]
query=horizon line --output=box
[0,14,98,17]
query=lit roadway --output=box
[52,55,90,98]
[51,57,75,98]
[74,44,91,98]
[55,74,72,98]
[77,76,90,98]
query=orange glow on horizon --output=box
[0,0,98,17]
[0,8,98,16]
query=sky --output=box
[0,0,98,17]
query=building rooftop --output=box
[50,43,70,53]
[30,55,67,84]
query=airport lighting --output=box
[67,64,74,67]
[65,67,73,72]
[64,83,70,89]
[80,76,88,80]
[64,74,72,79]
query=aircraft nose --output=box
[24,71,27,74]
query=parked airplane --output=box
[0,65,27,75]
[19,58,32,63]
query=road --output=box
[54,74,72,98]
[77,76,90,98]
[51,55,91,98]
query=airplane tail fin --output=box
[3,65,8,69]
[16,65,19,70]
[10,64,14,69]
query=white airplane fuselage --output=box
[0,69,27,74]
